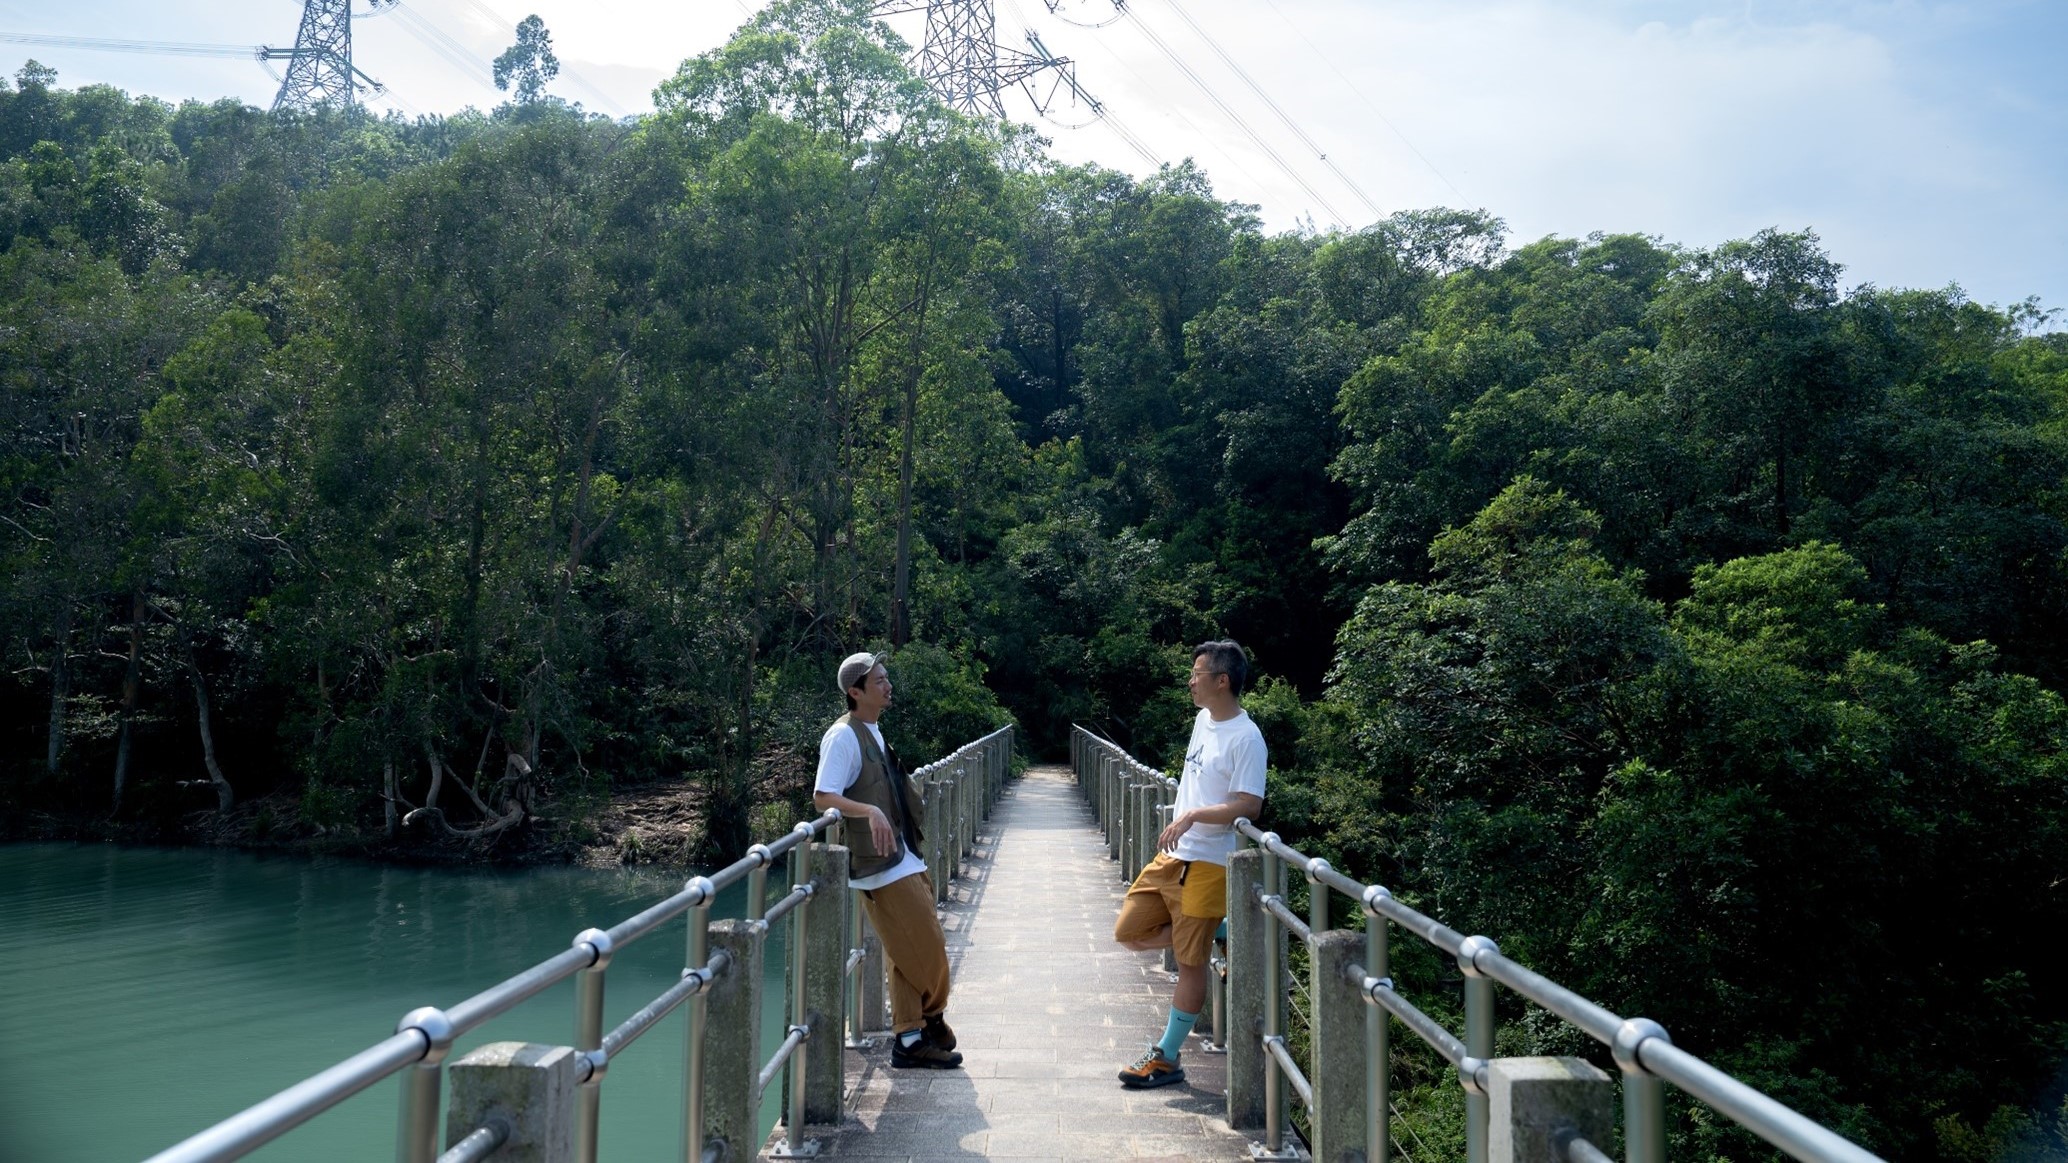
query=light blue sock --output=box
[1156,1006,1199,1062]
[898,1028,923,1048]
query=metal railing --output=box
[145,724,1015,1163]
[1071,725,1887,1163]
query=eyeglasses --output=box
[1189,668,1224,679]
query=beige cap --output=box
[837,652,883,694]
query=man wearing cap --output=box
[812,652,961,1069]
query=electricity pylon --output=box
[873,0,1076,118]
[269,0,387,111]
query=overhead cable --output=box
[1137,0,1380,220]
[1103,0,1350,228]
[0,32,260,59]
[442,0,633,116]
[1256,0,1466,204]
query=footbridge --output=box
[143,725,1889,1163]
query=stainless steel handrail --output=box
[1071,725,1889,1163]
[146,727,1016,1163]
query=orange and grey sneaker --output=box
[1117,1045,1186,1088]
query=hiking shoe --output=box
[1117,1045,1186,1088]
[891,1035,963,1070]
[924,1014,956,1051]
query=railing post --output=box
[778,827,814,1157]
[1364,888,1392,1163]
[1311,929,1370,1163]
[395,1006,456,1163]
[700,920,763,1163]
[803,842,848,1124]
[1225,846,1267,1130]
[1261,836,1288,1156]
[681,880,714,1163]
[962,759,975,860]
[572,928,613,1163]
[1459,936,1499,1163]
[1613,1020,1671,1163]
[927,777,948,903]
[1106,756,1122,862]
[747,846,771,922]
[445,1042,578,1163]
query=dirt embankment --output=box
[2,746,820,870]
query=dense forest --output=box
[2,2,2065,1158]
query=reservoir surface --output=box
[0,842,789,1162]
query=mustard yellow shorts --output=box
[1114,852,1227,967]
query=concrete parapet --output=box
[1311,930,1371,1163]
[1225,847,1267,1130]
[702,920,764,1163]
[802,843,849,1123]
[444,1041,577,1163]
[1488,1056,1614,1163]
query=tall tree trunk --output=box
[182,643,233,812]
[891,256,937,648]
[422,741,445,813]
[383,754,398,838]
[1773,426,1791,536]
[111,587,144,813]
[46,599,70,777]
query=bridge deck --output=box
[779,765,1256,1161]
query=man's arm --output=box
[813,790,896,852]
[1158,791,1264,851]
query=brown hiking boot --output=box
[924,1014,956,1051]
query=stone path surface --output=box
[767,765,1257,1161]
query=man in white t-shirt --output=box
[812,652,961,1069]
[1113,639,1267,1089]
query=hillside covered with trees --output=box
[2,2,2065,1158]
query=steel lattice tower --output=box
[876,0,1072,119]
[272,0,357,111]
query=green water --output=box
[0,843,788,1163]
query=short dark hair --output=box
[1192,639,1250,697]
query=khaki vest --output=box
[837,714,925,880]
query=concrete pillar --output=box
[801,843,849,1123]
[1224,848,1267,1129]
[857,904,886,1033]
[1310,931,1371,1163]
[1488,1057,1614,1163]
[701,920,763,1163]
[444,1042,577,1163]
[926,778,948,903]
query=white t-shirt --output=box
[1171,708,1268,866]
[816,720,928,891]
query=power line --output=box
[1095,0,1350,228]
[385,0,498,91]
[1022,28,1159,168]
[1256,0,1465,205]
[441,0,631,117]
[1135,0,1381,221]
[0,33,258,59]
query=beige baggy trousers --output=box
[858,870,952,1034]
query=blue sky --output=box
[4,0,2064,317]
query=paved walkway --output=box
[773,766,1256,1161]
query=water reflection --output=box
[0,843,788,1162]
